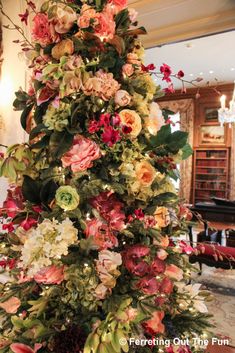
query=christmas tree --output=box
[0,1,212,352]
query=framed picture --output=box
[204,107,219,122]
[200,125,225,145]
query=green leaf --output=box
[40,179,58,205]
[49,130,74,159]
[167,130,188,152]
[29,123,47,140]
[181,143,193,160]
[149,124,171,147]
[22,175,41,204]
[30,135,50,149]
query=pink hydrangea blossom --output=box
[62,135,101,172]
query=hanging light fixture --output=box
[218,81,235,126]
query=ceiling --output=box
[128,0,235,48]
[144,30,235,89]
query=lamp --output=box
[218,82,235,127]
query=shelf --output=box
[196,179,226,182]
[195,188,226,191]
[196,173,226,176]
[196,166,226,169]
[196,157,226,160]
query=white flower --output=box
[176,283,208,313]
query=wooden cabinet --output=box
[192,148,230,204]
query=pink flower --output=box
[114,90,131,107]
[134,209,144,220]
[136,276,160,295]
[77,5,96,29]
[0,297,21,314]
[150,257,166,275]
[159,277,174,294]
[157,249,168,260]
[2,186,24,218]
[164,83,175,94]
[160,63,172,82]
[178,241,194,255]
[141,63,156,72]
[132,261,150,277]
[124,244,150,259]
[177,70,184,78]
[20,218,37,231]
[88,120,100,134]
[34,265,64,285]
[93,10,116,40]
[62,135,101,172]
[99,113,111,127]
[145,102,165,135]
[10,343,42,353]
[101,127,121,147]
[52,4,77,34]
[83,70,120,101]
[95,283,110,299]
[32,13,55,47]
[143,311,165,335]
[37,86,55,105]
[85,218,118,250]
[109,0,127,10]
[128,8,138,23]
[2,222,15,233]
[122,63,134,77]
[165,264,183,281]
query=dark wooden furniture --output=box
[191,202,235,223]
[192,148,230,204]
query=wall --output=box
[0,0,28,205]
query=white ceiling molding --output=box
[128,0,235,48]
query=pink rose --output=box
[115,90,131,107]
[159,277,174,294]
[10,343,42,353]
[122,63,134,77]
[150,257,166,275]
[109,0,127,11]
[52,4,77,34]
[93,10,115,40]
[157,249,168,260]
[85,218,118,250]
[34,265,64,285]
[32,13,57,47]
[77,5,96,29]
[136,276,160,295]
[0,297,21,314]
[165,264,183,281]
[62,135,101,172]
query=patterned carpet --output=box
[192,264,235,346]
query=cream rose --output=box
[119,109,142,138]
[135,160,156,186]
[114,90,131,107]
[145,102,165,135]
[52,4,77,34]
[154,206,170,228]
[122,63,134,77]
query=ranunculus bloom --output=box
[122,63,134,77]
[145,102,165,135]
[0,296,21,314]
[136,276,160,295]
[10,343,42,353]
[119,109,142,138]
[51,38,74,60]
[150,257,166,275]
[154,206,170,228]
[85,218,118,250]
[165,264,183,281]
[34,265,65,285]
[143,311,165,335]
[62,135,101,172]
[135,160,156,186]
[32,13,56,47]
[55,185,80,211]
[114,90,131,107]
[159,277,174,294]
[77,5,96,28]
[52,4,77,34]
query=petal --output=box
[10,343,35,353]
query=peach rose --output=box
[122,63,134,77]
[145,102,165,135]
[143,311,165,334]
[51,39,74,60]
[119,109,142,138]
[34,265,64,285]
[0,296,21,314]
[52,4,77,34]
[62,135,101,172]
[154,206,170,228]
[157,249,168,260]
[135,160,156,186]
[77,5,96,28]
[127,53,141,66]
[165,264,183,281]
[114,90,131,107]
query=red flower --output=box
[122,125,132,134]
[160,63,172,83]
[150,257,166,275]
[134,208,144,220]
[112,113,121,126]
[164,83,175,94]
[124,244,150,259]
[132,261,150,277]
[85,218,118,250]
[99,113,111,127]
[101,126,121,147]
[88,120,100,134]
[19,9,29,25]
[136,276,160,294]
[0,258,16,270]
[20,218,38,231]
[143,311,165,335]
[2,222,15,233]
[32,205,42,213]
[37,86,55,105]
[10,343,42,353]
[141,63,156,72]
[177,70,185,78]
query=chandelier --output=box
[218,82,235,126]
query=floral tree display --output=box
[0,0,212,352]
